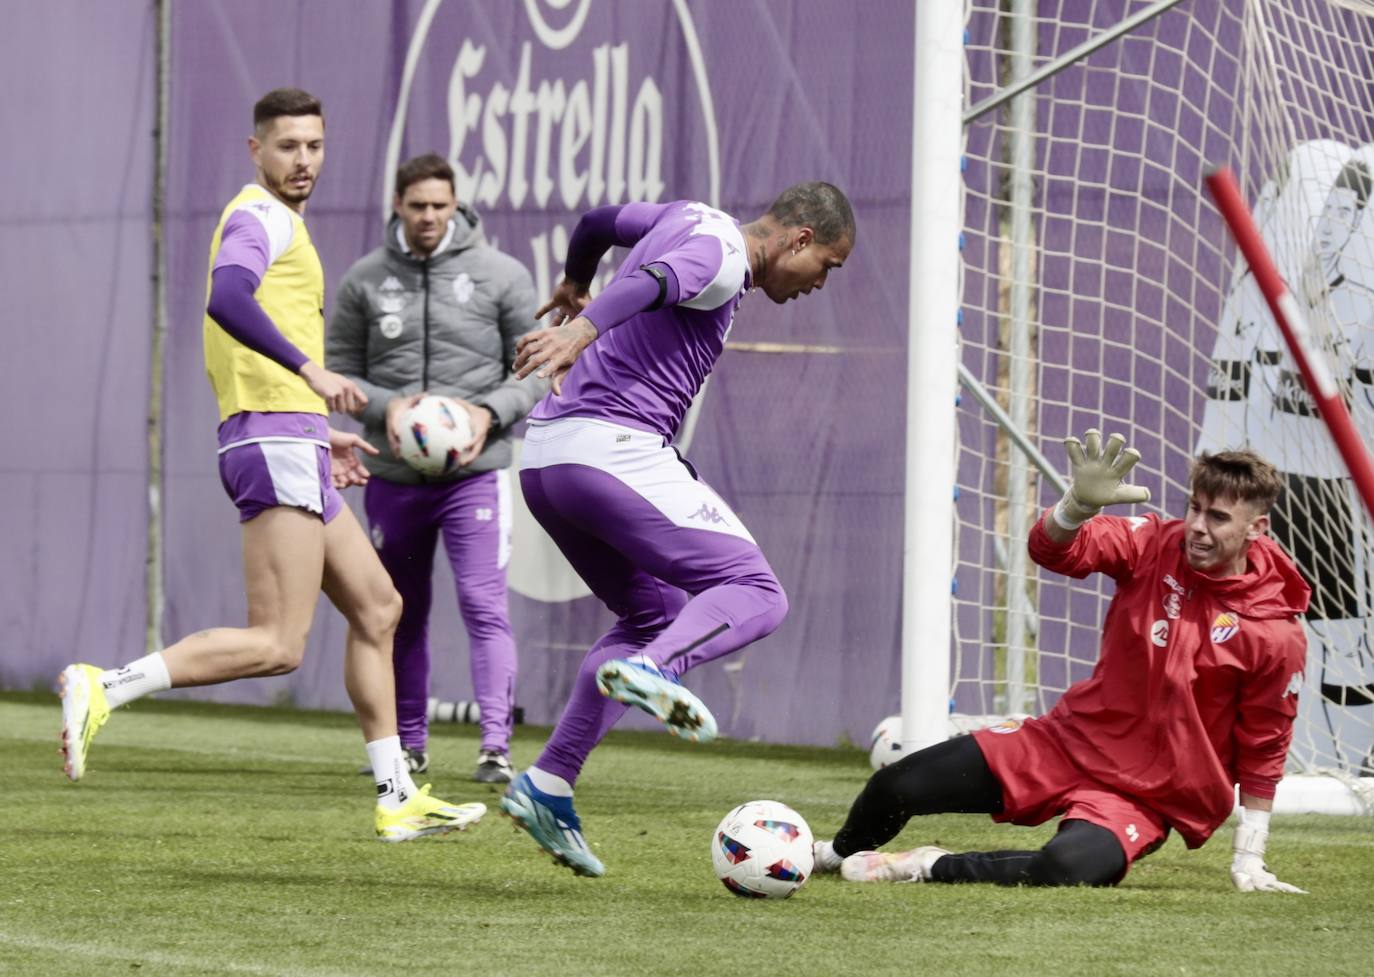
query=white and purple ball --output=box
[868,714,904,770]
[397,395,473,476]
[711,800,814,899]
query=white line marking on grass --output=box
[0,931,372,977]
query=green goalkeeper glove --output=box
[1052,428,1150,531]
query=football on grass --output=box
[711,800,814,899]
[869,714,904,770]
[397,395,473,476]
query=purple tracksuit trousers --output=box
[364,470,517,755]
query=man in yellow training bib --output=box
[57,88,485,842]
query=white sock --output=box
[525,765,573,797]
[367,736,419,810]
[813,839,844,872]
[100,653,171,709]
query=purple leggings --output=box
[364,471,516,754]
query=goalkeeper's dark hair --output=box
[254,88,324,132]
[766,182,856,245]
[1190,450,1283,514]
[1333,159,1372,211]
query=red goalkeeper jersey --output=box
[1027,512,1310,848]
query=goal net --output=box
[954,0,1374,810]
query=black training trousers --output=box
[832,734,1127,886]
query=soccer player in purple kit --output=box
[501,183,855,876]
[57,88,485,842]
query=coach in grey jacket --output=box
[327,153,545,784]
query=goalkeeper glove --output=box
[1052,428,1150,531]
[1230,808,1307,894]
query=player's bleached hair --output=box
[253,88,324,132]
[1333,159,1372,211]
[766,182,856,245]
[1190,450,1283,514]
[396,153,456,197]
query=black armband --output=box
[641,264,669,311]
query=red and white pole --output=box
[1205,166,1374,521]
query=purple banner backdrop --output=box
[20,2,1350,749]
[149,0,914,746]
[0,3,156,690]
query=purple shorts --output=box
[218,439,343,523]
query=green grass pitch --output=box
[1,690,1371,977]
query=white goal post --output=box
[903,0,1374,815]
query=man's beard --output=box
[272,172,314,203]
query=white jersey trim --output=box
[234,185,296,264]
[679,216,748,311]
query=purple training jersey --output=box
[530,201,750,439]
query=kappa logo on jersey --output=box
[1211,612,1241,643]
[1128,516,1148,532]
[987,719,1022,735]
[1150,620,1169,647]
[453,272,475,304]
[689,503,727,525]
[377,275,406,315]
[1162,592,1181,620]
[1283,671,1304,698]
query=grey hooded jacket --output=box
[326,205,546,484]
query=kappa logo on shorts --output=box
[986,719,1022,735]
[370,524,385,550]
[1210,612,1241,644]
[688,503,727,525]
[1126,823,1139,843]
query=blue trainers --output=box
[501,772,605,877]
[595,656,718,743]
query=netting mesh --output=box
[955,0,1374,777]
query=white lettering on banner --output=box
[447,41,664,212]
[385,0,721,603]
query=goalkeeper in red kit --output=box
[813,430,1311,892]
